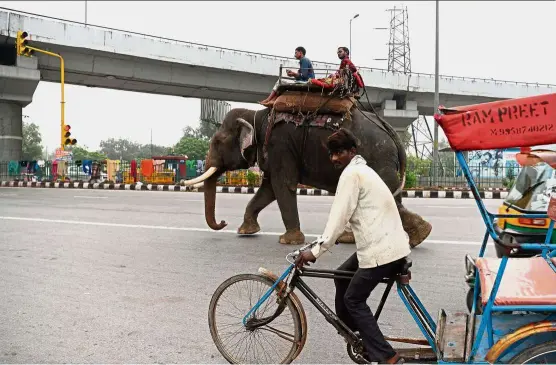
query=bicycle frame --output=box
[243,263,440,356]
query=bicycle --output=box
[207,240,434,364]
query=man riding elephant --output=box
[181,106,432,248]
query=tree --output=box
[173,136,209,161]
[198,118,221,140]
[98,138,142,160]
[22,121,43,160]
[182,118,221,142]
[399,128,412,151]
[182,126,201,139]
[68,146,107,161]
[137,144,171,159]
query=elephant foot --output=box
[399,207,432,248]
[337,230,355,244]
[279,229,305,245]
[408,220,432,248]
[237,218,260,235]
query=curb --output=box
[0,181,509,199]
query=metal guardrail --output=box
[0,160,522,190]
[1,7,554,89]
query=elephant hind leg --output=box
[398,206,432,248]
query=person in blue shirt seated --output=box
[259,46,315,107]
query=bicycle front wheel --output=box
[208,273,303,364]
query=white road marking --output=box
[0,216,486,246]
[73,195,108,199]
[0,193,17,197]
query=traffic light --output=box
[15,31,34,57]
[62,124,77,146]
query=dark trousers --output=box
[334,253,404,363]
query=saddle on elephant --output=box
[268,66,364,117]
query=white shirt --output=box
[311,155,411,268]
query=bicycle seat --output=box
[396,257,412,285]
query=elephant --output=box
[183,106,432,247]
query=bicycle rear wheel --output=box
[208,273,303,364]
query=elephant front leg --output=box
[271,180,305,245]
[238,177,276,235]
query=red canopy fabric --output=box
[434,92,556,151]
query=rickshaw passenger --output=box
[259,46,315,106]
[295,128,409,364]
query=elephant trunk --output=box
[204,174,227,230]
[203,147,227,230]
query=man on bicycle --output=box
[295,128,410,364]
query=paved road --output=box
[0,188,502,363]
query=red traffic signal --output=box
[16,30,33,56]
[62,124,77,145]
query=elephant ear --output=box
[236,118,254,160]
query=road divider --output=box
[0,180,509,199]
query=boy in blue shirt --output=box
[259,46,315,107]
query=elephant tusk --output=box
[181,167,218,186]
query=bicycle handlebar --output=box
[285,237,342,264]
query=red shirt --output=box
[334,56,358,78]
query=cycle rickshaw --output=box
[207,92,556,364]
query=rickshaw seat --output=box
[476,256,556,306]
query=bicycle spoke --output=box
[209,274,301,364]
[258,325,296,343]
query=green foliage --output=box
[407,155,431,177]
[405,171,417,189]
[503,165,517,188]
[182,118,221,141]
[98,138,170,160]
[198,118,221,140]
[22,121,43,160]
[246,170,257,186]
[69,146,107,161]
[99,138,140,160]
[137,144,171,159]
[400,128,412,150]
[173,136,210,161]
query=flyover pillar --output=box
[0,55,40,161]
[377,99,419,137]
[0,100,23,161]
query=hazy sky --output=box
[2,1,555,153]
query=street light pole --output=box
[349,14,359,57]
[433,0,440,186]
[84,1,88,24]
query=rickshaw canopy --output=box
[434,92,556,151]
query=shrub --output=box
[405,171,417,189]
